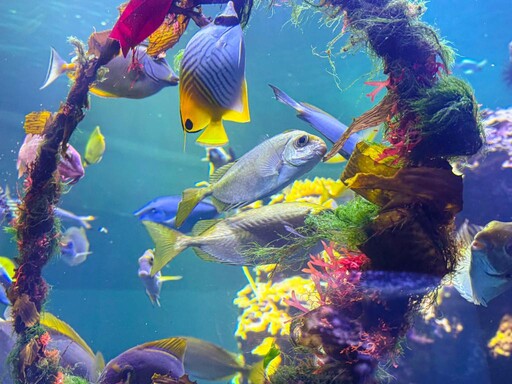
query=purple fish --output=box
[98,337,186,384]
[58,144,85,184]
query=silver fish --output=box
[453,220,512,306]
[454,58,487,75]
[138,249,182,307]
[179,1,249,146]
[176,130,327,227]
[144,202,328,275]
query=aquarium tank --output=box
[0,0,511,383]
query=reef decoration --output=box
[488,314,512,358]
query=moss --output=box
[271,359,352,384]
[409,76,484,159]
[173,49,185,74]
[305,197,379,249]
[64,375,90,384]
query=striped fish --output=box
[179,1,250,147]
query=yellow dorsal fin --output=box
[159,275,183,282]
[142,337,187,361]
[0,257,15,279]
[209,162,235,184]
[191,219,221,236]
[40,312,95,358]
[23,111,52,134]
[95,351,106,372]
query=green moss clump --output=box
[305,197,379,249]
[409,76,484,159]
[64,375,90,384]
[271,360,351,384]
[173,49,185,73]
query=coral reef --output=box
[488,315,512,358]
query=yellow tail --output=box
[196,120,229,147]
[142,221,188,275]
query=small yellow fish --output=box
[84,126,106,166]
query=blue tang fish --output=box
[60,226,92,266]
[269,84,363,159]
[41,32,179,99]
[180,1,250,147]
[204,147,236,176]
[98,337,186,384]
[134,195,219,233]
[137,249,182,307]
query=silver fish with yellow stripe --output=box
[143,202,329,275]
[179,1,250,147]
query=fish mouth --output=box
[314,143,328,157]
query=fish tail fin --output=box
[40,47,71,90]
[78,215,96,229]
[142,221,189,275]
[323,153,346,164]
[176,187,211,227]
[196,120,229,147]
[268,84,303,113]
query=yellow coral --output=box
[269,177,351,207]
[234,268,315,341]
[488,315,512,358]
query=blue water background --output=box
[0,0,511,382]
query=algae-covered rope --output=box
[7,38,119,384]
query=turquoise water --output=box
[0,0,512,383]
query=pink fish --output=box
[110,0,173,57]
[17,134,84,184]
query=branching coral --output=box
[488,315,512,358]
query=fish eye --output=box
[295,135,309,148]
[184,119,194,132]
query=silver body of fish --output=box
[176,130,326,226]
[453,220,512,306]
[145,202,328,274]
[60,226,91,266]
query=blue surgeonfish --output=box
[137,249,182,307]
[204,147,236,175]
[453,220,512,306]
[175,130,326,227]
[179,1,250,146]
[269,84,366,159]
[41,30,179,99]
[60,226,92,266]
[134,195,219,233]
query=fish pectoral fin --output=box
[176,187,210,228]
[224,79,250,122]
[256,140,283,178]
[196,120,229,147]
[159,275,183,282]
[209,162,235,184]
[142,221,188,275]
[180,93,211,133]
[191,219,221,236]
[142,337,187,361]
